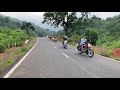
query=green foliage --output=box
[57,14,120,47]
[100,50,112,57]
[0,59,15,71]
[0,15,21,30]
[102,41,120,49]
[84,29,98,45]
[0,44,5,53]
[42,12,89,35]
[0,14,51,37]
[21,21,35,35]
[21,47,28,52]
[0,27,30,53]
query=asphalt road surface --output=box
[7,37,120,78]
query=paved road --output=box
[8,37,120,78]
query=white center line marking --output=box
[62,53,70,59]
[69,58,99,78]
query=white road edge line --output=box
[3,38,39,78]
[96,54,120,63]
[54,46,57,49]
[62,53,70,59]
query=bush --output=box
[68,38,72,43]
[19,41,24,46]
[0,27,32,53]
[21,47,28,52]
[0,44,5,53]
[102,41,120,49]
[100,50,112,57]
[84,29,98,45]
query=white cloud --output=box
[90,12,120,19]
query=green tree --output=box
[84,29,98,46]
[4,17,10,23]
[42,12,89,36]
[21,21,35,35]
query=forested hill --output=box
[0,14,55,36]
[83,15,120,46]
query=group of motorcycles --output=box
[48,36,94,57]
[49,36,57,42]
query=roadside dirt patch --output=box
[93,46,108,54]
[112,48,120,58]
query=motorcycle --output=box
[63,40,67,49]
[54,38,57,42]
[52,37,55,41]
[76,43,94,57]
[53,37,57,42]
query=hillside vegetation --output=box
[0,14,53,72]
[0,14,55,37]
[52,13,120,60]
[0,27,31,52]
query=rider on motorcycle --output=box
[77,36,88,51]
[63,36,68,45]
[50,36,52,40]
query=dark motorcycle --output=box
[50,36,52,40]
[63,40,67,49]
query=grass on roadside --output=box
[68,42,76,46]
[0,38,37,72]
[0,58,15,71]
[100,50,112,58]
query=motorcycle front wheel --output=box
[87,49,94,57]
[64,46,67,49]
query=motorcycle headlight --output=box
[88,44,91,47]
[76,43,78,46]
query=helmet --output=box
[64,36,68,39]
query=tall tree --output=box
[42,12,89,36]
[21,21,35,34]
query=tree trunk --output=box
[15,42,16,47]
[64,27,68,36]
[64,29,67,36]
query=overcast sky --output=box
[0,12,120,31]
